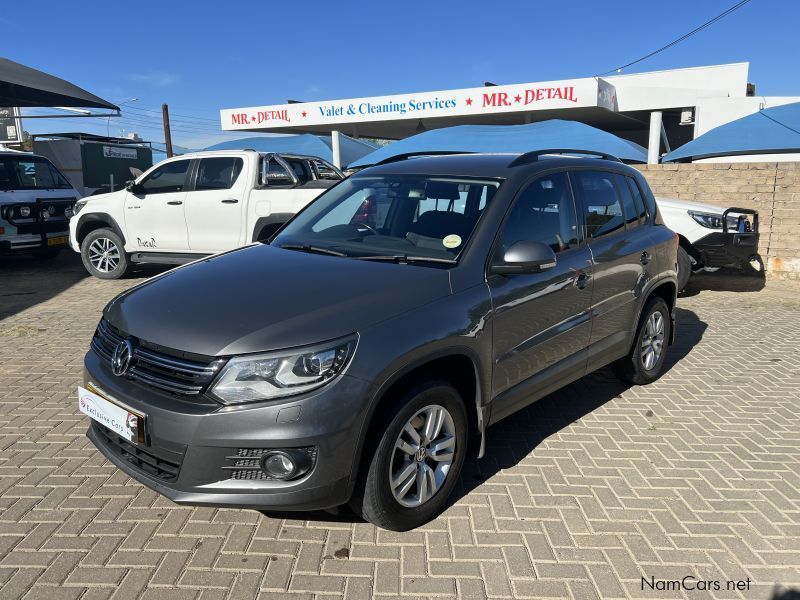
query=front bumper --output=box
[694,230,760,269]
[693,207,760,269]
[0,231,70,252]
[83,349,371,511]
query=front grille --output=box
[4,197,75,234]
[91,319,225,396]
[92,422,183,482]
[223,447,317,480]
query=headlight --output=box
[209,335,357,404]
[72,200,88,216]
[19,206,30,217]
[688,210,738,230]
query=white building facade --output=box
[220,63,799,166]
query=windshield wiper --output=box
[354,254,457,264]
[279,244,347,257]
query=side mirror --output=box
[125,180,141,194]
[490,240,557,275]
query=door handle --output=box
[221,198,239,204]
[640,251,651,265]
[574,271,590,290]
[167,200,183,205]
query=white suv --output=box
[69,150,343,278]
[1,150,80,258]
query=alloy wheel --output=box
[641,310,665,370]
[389,404,456,508]
[88,237,120,273]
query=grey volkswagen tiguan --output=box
[80,151,678,530]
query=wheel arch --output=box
[677,234,702,266]
[76,213,127,248]
[638,278,678,344]
[251,213,294,242]
[347,348,485,498]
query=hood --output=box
[104,244,453,357]
[655,196,725,215]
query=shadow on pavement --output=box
[0,252,174,321]
[0,251,88,320]
[681,267,766,297]
[263,307,707,525]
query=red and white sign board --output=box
[221,77,618,131]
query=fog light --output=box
[19,206,30,217]
[260,449,313,480]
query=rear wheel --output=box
[351,380,467,531]
[80,228,130,279]
[677,246,692,291]
[612,296,671,385]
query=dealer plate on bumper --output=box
[78,385,145,444]
[48,235,68,246]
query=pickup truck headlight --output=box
[688,210,738,230]
[209,335,357,404]
[72,200,88,216]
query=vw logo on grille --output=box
[111,339,135,376]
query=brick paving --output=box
[1,252,799,599]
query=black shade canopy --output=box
[0,57,119,110]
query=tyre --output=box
[676,246,692,291]
[32,247,60,259]
[80,228,131,280]
[612,296,671,385]
[352,380,468,531]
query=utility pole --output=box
[162,103,173,158]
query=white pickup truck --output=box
[656,197,759,290]
[69,150,343,278]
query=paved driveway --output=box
[1,253,799,599]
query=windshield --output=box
[273,174,500,262]
[0,156,72,191]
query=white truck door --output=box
[124,159,190,252]
[185,156,245,252]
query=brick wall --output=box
[634,162,800,279]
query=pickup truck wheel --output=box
[352,380,467,531]
[80,228,131,280]
[677,246,692,291]
[612,296,671,385]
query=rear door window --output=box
[572,170,625,239]
[195,157,243,191]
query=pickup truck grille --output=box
[91,319,225,396]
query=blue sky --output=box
[7,0,800,149]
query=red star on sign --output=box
[514,94,522,103]
[465,97,473,106]
[301,111,307,118]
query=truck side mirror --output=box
[490,240,557,275]
[125,180,141,194]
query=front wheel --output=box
[612,296,671,385]
[80,228,131,279]
[352,380,467,531]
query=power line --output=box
[596,0,755,76]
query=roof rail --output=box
[508,149,622,167]
[374,150,475,166]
